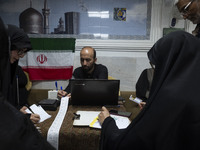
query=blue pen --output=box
[55,81,58,91]
[60,86,63,90]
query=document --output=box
[73,111,131,129]
[129,95,142,104]
[73,111,100,126]
[89,114,131,129]
[25,104,51,123]
[47,96,69,150]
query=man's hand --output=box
[57,90,67,98]
[67,93,71,98]
[98,106,110,125]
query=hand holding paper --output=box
[25,104,51,123]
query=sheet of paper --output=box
[73,111,100,126]
[129,95,142,104]
[47,96,69,150]
[25,104,51,123]
[89,114,131,129]
[110,115,131,129]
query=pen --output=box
[60,86,63,90]
[55,81,58,91]
[25,104,35,114]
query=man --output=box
[176,0,200,37]
[58,46,108,97]
[5,24,40,123]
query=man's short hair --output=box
[82,46,96,59]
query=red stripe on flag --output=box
[23,67,73,80]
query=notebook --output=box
[70,79,120,106]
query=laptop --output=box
[70,79,120,106]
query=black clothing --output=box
[135,68,154,101]
[100,31,200,150]
[0,95,55,150]
[8,24,32,51]
[5,24,32,108]
[64,64,108,93]
[194,23,200,38]
[0,17,55,150]
[0,18,10,101]
[16,65,29,106]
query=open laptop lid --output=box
[70,79,120,106]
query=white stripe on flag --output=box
[19,50,74,67]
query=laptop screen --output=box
[70,79,120,106]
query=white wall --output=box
[32,51,150,91]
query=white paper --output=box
[90,114,131,129]
[129,95,142,104]
[47,96,69,150]
[25,104,51,123]
[73,111,100,126]
[110,115,130,129]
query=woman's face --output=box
[10,49,26,64]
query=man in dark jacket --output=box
[57,46,108,97]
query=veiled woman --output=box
[0,17,55,150]
[99,31,200,150]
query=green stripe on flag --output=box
[30,38,75,52]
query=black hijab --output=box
[0,17,55,150]
[4,24,32,107]
[100,31,200,150]
[8,24,32,51]
[0,18,10,102]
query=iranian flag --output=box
[19,38,76,81]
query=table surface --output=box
[38,104,126,150]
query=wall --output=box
[0,0,149,36]
[31,0,160,91]
[32,51,150,91]
[2,0,196,91]
[32,0,196,91]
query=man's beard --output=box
[82,64,94,73]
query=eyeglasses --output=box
[17,48,27,56]
[181,0,195,15]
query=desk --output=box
[38,105,125,150]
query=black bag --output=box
[38,99,60,111]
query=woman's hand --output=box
[20,106,40,124]
[20,106,28,114]
[139,102,146,110]
[30,114,40,124]
[98,106,110,125]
